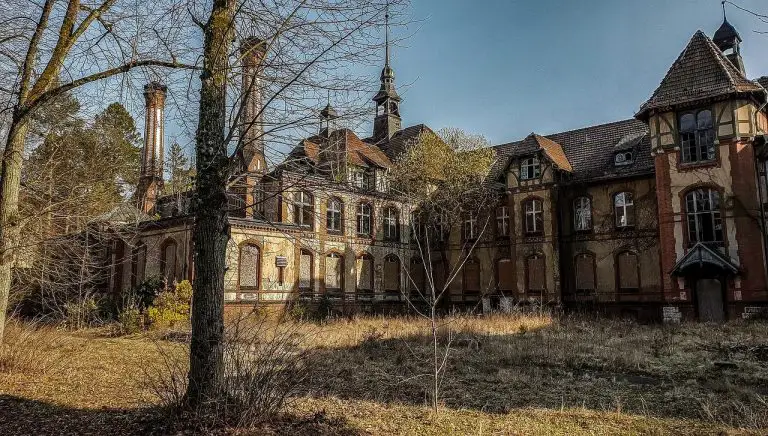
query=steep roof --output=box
[280,130,392,172]
[341,129,392,169]
[493,119,652,183]
[366,124,431,161]
[533,134,573,172]
[637,30,763,119]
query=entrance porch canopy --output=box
[671,243,739,276]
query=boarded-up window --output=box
[161,239,177,283]
[463,259,480,294]
[497,258,514,292]
[409,258,425,293]
[383,255,400,292]
[575,253,596,291]
[617,251,639,291]
[432,260,446,292]
[527,255,545,292]
[238,244,260,290]
[299,250,312,290]
[325,253,343,291]
[131,243,147,287]
[356,254,374,291]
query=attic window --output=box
[520,157,541,180]
[614,151,634,166]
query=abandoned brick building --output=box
[109,15,768,322]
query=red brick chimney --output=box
[137,82,166,214]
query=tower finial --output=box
[722,1,727,21]
[385,1,390,67]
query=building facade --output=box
[108,17,768,322]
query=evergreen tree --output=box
[165,142,194,196]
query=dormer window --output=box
[679,109,715,164]
[614,151,634,166]
[520,157,540,180]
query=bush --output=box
[144,312,313,430]
[63,296,101,329]
[147,280,192,329]
[133,276,166,310]
[117,294,144,335]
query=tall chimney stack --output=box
[137,82,167,214]
[239,37,267,173]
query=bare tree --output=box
[0,0,196,344]
[389,127,496,414]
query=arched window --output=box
[356,202,372,236]
[574,253,596,294]
[463,212,477,240]
[160,239,178,283]
[614,192,635,228]
[131,242,147,287]
[524,199,543,234]
[238,243,261,291]
[326,197,343,233]
[253,184,265,218]
[356,253,374,294]
[496,206,510,237]
[383,207,400,241]
[685,188,723,245]
[574,196,592,231]
[496,258,514,293]
[325,252,344,294]
[520,157,541,180]
[383,254,401,294]
[463,258,480,295]
[679,109,715,163]
[616,251,640,293]
[409,257,425,298]
[294,190,314,227]
[526,254,545,296]
[299,249,313,296]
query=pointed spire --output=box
[384,2,390,68]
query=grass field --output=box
[1,313,767,435]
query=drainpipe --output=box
[753,90,768,285]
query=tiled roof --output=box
[532,134,573,172]
[756,76,768,91]
[637,31,763,118]
[493,119,652,183]
[280,130,392,172]
[366,124,431,161]
[339,129,392,169]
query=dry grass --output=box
[1,313,767,435]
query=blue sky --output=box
[367,0,768,145]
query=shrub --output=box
[133,276,166,309]
[144,312,313,430]
[117,298,144,335]
[63,296,101,329]
[147,280,192,329]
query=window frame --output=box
[356,202,373,237]
[294,190,314,228]
[525,253,546,296]
[324,251,345,295]
[496,205,510,237]
[463,212,478,241]
[524,198,544,235]
[613,191,635,229]
[326,197,343,233]
[679,108,716,165]
[382,206,400,241]
[573,196,592,232]
[520,157,541,180]
[684,187,723,246]
[237,242,262,292]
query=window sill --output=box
[678,160,718,171]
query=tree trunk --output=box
[186,0,234,409]
[0,120,30,344]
